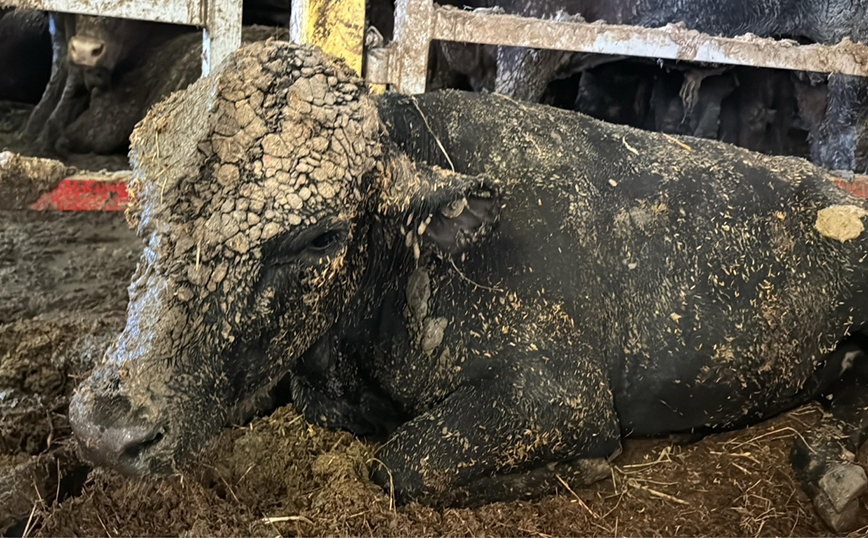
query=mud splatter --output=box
[815,205,868,242]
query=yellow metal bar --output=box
[291,0,365,75]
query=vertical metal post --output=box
[290,0,365,76]
[289,0,308,46]
[202,0,243,75]
[392,0,432,94]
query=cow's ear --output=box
[376,149,487,214]
[376,150,499,252]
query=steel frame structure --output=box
[6,0,868,208]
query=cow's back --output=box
[377,90,868,434]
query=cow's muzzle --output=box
[68,385,170,476]
[68,35,107,67]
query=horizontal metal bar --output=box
[432,6,868,76]
[0,0,204,26]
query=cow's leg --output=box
[292,374,408,441]
[24,63,67,143]
[29,63,88,157]
[290,334,408,441]
[689,75,736,140]
[789,342,868,532]
[415,454,612,508]
[678,67,730,124]
[23,12,71,143]
[56,86,137,155]
[811,75,868,173]
[370,359,621,506]
[438,41,496,93]
[495,46,573,102]
[494,11,584,103]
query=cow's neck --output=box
[302,123,491,412]
[292,206,425,422]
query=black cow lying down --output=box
[70,42,868,512]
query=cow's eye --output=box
[263,228,347,271]
[309,230,342,251]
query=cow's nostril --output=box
[122,429,164,461]
[69,389,170,474]
[67,37,107,67]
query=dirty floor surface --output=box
[0,209,857,537]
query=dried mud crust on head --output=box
[126,39,379,237]
[34,402,839,537]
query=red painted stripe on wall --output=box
[833,178,868,199]
[29,178,130,211]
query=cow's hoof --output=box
[820,463,868,513]
[28,138,61,160]
[369,459,420,506]
[790,427,868,532]
[813,465,868,532]
[812,463,868,532]
[799,457,868,533]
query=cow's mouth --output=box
[68,389,174,476]
[226,370,295,426]
[69,336,297,477]
[83,66,111,91]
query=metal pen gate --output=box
[368,0,868,92]
[4,0,868,208]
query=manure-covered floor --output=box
[0,209,851,537]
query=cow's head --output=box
[67,15,159,89]
[67,42,401,475]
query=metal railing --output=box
[8,0,867,97]
[368,0,868,93]
[8,0,868,211]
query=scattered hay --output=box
[31,403,840,537]
[0,208,848,538]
